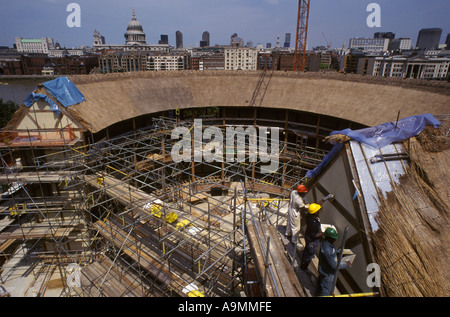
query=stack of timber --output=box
[246,219,304,297]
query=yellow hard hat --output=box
[308,203,321,214]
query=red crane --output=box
[293,0,311,71]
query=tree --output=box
[0,98,18,129]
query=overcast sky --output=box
[1,0,449,49]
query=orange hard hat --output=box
[297,184,308,193]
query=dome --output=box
[124,9,147,45]
[126,9,144,33]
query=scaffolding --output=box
[0,116,328,297]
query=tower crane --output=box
[322,32,331,49]
[293,0,311,71]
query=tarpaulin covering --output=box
[306,143,343,180]
[23,77,85,115]
[24,92,61,115]
[41,77,85,107]
[305,114,441,180]
[330,114,441,149]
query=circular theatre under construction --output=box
[0,71,448,297]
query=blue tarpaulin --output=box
[329,113,441,149]
[41,77,85,107]
[305,143,343,180]
[23,77,85,115]
[24,92,61,115]
[305,114,441,180]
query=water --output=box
[0,77,51,105]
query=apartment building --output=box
[99,51,187,73]
[147,54,187,71]
[224,47,258,70]
[99,52,148,73]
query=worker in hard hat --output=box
[300,202,322,270]
[316,227,351,296]
[300,193,335,270]
[285,184,309,244]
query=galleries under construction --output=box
[0,72,448,297]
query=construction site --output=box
[0,69,448,298]
[0,0,449,298]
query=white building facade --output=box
[147,55,186,71]
[369,56,450,80]
[224,47,258,70]
[348,38,389,54]
[15,37,55,54]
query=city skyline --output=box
[1,0,450,49]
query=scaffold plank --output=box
[0,226,74,240]
[246,219,304,297]
[0,171,72,184]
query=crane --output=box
[293,0,311,71]
[322,32,331,49]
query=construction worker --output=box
[285,184,308,243]
[300,193,335,270]
[316,227,351,296]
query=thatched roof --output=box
[371,115,449,297]
[66,71,450,133]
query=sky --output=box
[1,0,449,49]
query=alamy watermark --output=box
[366,3,381,28]
[66,3,81,28]
[171,119,279,174]
[366,263,381,288]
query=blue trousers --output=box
[316,274,335,296]
[300,238,320,269]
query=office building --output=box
[159,35,169,45]
[367,55,450,80]
[284,33,291,48]
[416,28,442,50]
[348,37,389,54]
[374,32,395,40]
[202,31,210,47]
[176,31,183,49]
[230,33,244,47]
[15,37,55,54]
[388,38,412,51]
